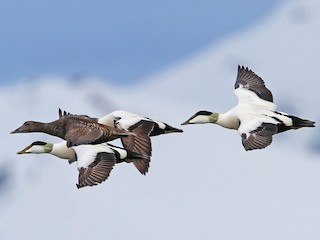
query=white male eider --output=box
[98,110,183,136]
[181,65,315,151]
[17,141,149,188]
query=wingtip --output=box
[133,159,150,175]
[238,65,251,72]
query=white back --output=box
[73,144,113,169]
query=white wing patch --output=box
[115,117,142,131]
[74,144,113,169]
[234,87,276,111]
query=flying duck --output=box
[17,141,149,188]
[97,110,183,136]
[11,109,154,158]
[181,65,315,151]
[54,109,182,173]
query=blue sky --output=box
[0,0,283,85]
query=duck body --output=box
[11,115,129,147]
[182,66,315,151]
[17,141,149,188]
[98,110,183,136]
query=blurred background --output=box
[2,0,320,239]
[0,0,281,85]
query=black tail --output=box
[150,123,183,137]
[276,115,315,133]
[121,120,154,174]
[291,116,315,129]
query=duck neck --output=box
[51,142,76,160]
[216,112,240,130]
[33,121,65,138]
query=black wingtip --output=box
[238,65,252,73]
[133,159,150,175]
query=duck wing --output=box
[234,66,273,103]
[238,114,278,151]
[121,120,154,157]
[115,117,142,131]
[58,108,99,122]
[121,120,153,174]
[77,152,116,188]
[65,126,104,147]
[132,160,150,175]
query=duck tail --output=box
[290,115,315,129]
[150,123,183,136]
[164,124,184,134]
[121,120,154,174]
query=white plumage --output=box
[98,110,183,136]
[17,141,148,188]
[182,65,315,151]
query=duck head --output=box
[17,141,53,154]
[181,111,219,125]
[11,121,43,134]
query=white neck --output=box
[216,111,239,130]
[51,142,76,160]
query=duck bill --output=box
[181,120,190,125]
[10,128,20,134]
[16,145,31,154]
[181,117,194,125]
[10,123,29,134]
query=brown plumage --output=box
[77,152,116,189]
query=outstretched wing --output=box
[238,114,278,151]
[132,159,150,175]
[239,122,278,151]
[234,66,273,103]
[77,152,116,188]
[121,120,154,157]
[121,120,154,174]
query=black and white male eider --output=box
[181,66,315,151]
[98,110,183,136]
[17,141,149,188]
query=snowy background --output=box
[1,0,320,239]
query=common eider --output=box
[98,110,183,136]
[17,141,149,188]
[181,66,315,151]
